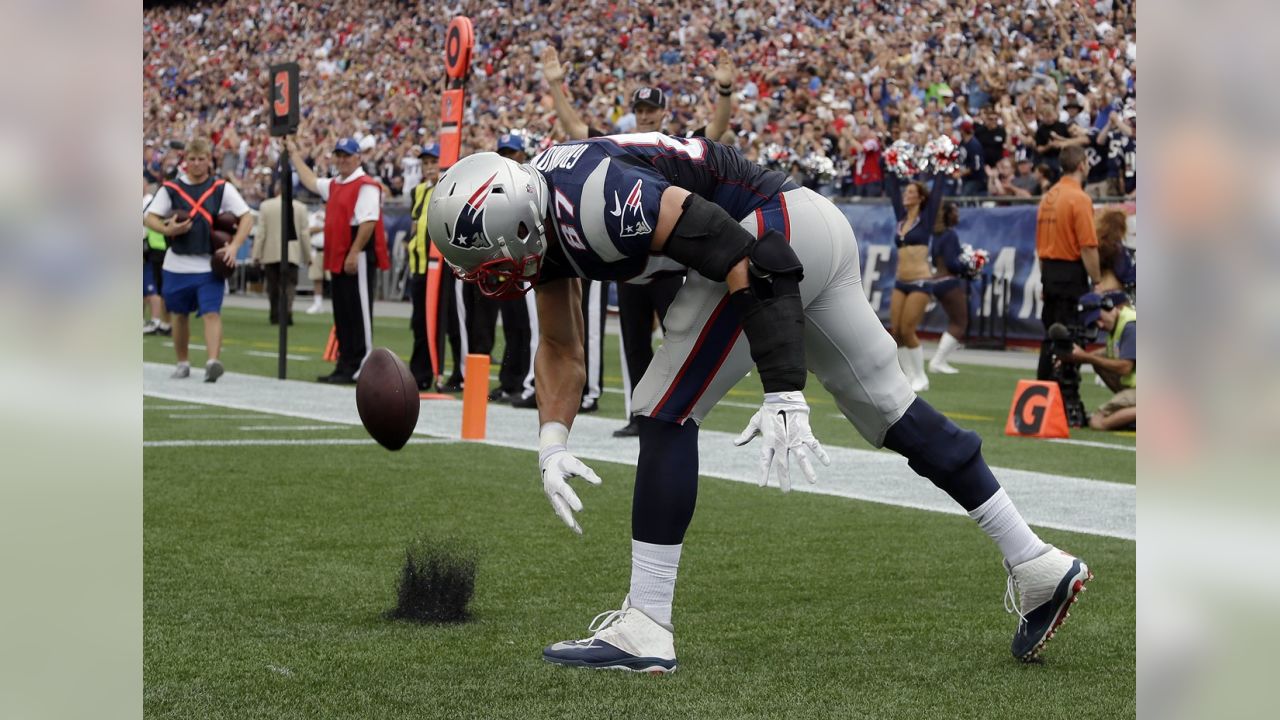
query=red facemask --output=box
[458,254,542,300]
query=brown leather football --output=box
[356,348,421,451]
[210,229,235,279]
[214,212,239,234]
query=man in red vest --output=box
[287,137,389,383]
[143,138,253,382]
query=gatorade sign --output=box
[1004,380,1070,438]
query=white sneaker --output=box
[928,358,960,374]
[305,299,324,315]
[1006,547,1092,662]
[143,319,162,335]
[171,364,190,379]
[542,598,677,673]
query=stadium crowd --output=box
[144,0,1136,201]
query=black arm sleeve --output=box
[661,194,755,282]
[729,230,807,393]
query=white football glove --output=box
[539,445,602,534]
[733,390,831,492]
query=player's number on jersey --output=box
[605,132,706,160]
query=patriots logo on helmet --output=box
[618,178,651,238]
[451,172,498,250]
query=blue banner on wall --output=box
[838,204,1046,341]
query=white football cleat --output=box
[542,598,677,673]
[305,299,324,315]
[911,375,930,392]
[1006,547,1093,662]
[928,358,960,374]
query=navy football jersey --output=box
[529,133,791,283]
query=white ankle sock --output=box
[968,489,1048,567]
[176,361,190,369]
[908,346,926,376]
[629,539,681,626]
[934,332,960,363]
[897,347,914,381]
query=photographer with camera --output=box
[1064,292,1136,431]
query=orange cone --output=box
[322,326,339,363]
[1004,380,1070,438]
[460,354,490,440]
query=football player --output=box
[427,134,1092,671]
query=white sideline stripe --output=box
[245,350,312,361]
[168,413,271,419]
[1047,438,1137,452]
[162,342,207,350]
[236,425,346,431]
[145,438,453,448]
[145,404,200,410]
[143,363,1135,540]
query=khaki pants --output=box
[1097,387,1137,418]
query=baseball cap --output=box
[1065,94,1085,110]
[419,142,441,159]
[631,86,667,110]
[957,117,974,132]
[334,137,361,155]
[1077,292,1114,326]
[497,133,525,154]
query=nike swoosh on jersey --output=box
[609,191,623,217]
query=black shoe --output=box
[416,378,433,391]
[318,373,356,385]
[438,379,463,393]
[613,418,641,437]
[511,393,538,409]
[488,388,515,403]
[580,398,599,413]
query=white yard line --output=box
[145,438,453,448]
[144,363,1135,540]
[168,413,271,419]
[236,425,347,431]
[244,350,312,361]
[1046,438,1137,452]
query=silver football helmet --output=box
[427,152,549,299]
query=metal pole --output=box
[278,147,291,379]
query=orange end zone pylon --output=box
[460,354,489,440]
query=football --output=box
[210,212,240,279]
[210,229,235,279]
[214,212,239,234]
[356,348,421,451]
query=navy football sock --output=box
[632,416,699,545]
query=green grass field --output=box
[143,302,1135,718]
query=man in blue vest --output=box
[143,138,253,382]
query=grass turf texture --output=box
[144,404,1134,719]
[144,304,1134,483]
